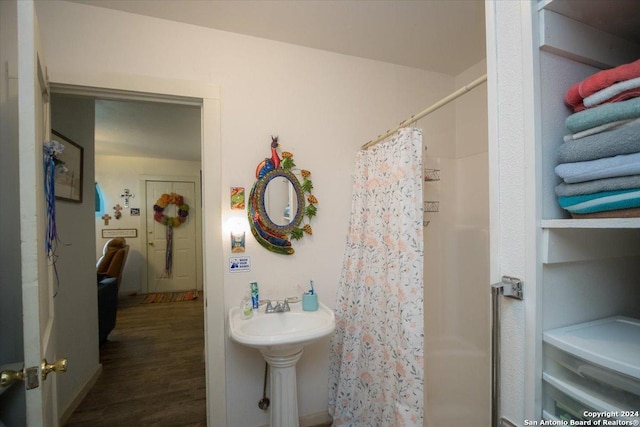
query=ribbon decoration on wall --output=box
[43,139,67,256]
[153,193,189,276]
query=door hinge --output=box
[491,275,523,300]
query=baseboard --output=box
[300,410,332,426]
[58,363,103,425]
[259,410,332,427]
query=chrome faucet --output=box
[264,299,290,313]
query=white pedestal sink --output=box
[228,301,336,427]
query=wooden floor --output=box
[65,293,332,427]
[65,293,206,426]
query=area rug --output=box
[142,291,198,304]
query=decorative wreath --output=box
[153,193,189,228]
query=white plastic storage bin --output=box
[542,378,598,422]
[543,316,640,421]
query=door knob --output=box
[148,242,154,246]
[1,365,40,389]
[0,369,24,387]
[41,358,67,380]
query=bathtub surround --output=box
[329,128,424,426]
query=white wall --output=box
[50,93,101,421]
[35,2,458,425]
[453,60,489,351]
[95,155,202,294]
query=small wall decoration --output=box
[113,204,123,220]
[231,231,246,253]
[43,138,65,257]
[231,187,245,210]
[229,256,251,273]
[130,208,140,216]
[120,188,135,208]
[102,228,138,238]
[51,130,84,203]
[101,214,112,225]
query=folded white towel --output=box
[555,152,640,184]
[583,77,640,107]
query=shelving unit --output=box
[424,168,441,182]
[541,219,640,229]
[423,201,439,227]
[424,201,439,213]
[532,0,640,422]
[423,167,440,227]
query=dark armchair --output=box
[96,238,129,345]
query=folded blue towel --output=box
[565,97,640,134]
[555,152,640,183]
[555,174,640,197]
[558,188,640,214]
[563,118,635,142]
[557,120,640,163]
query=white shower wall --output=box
[424,60,489,426]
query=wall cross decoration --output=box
[101,214,112,225]
[113,204,123,220]
[120,188,135,208]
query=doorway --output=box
[49,75,226,424]
[90,96,204,296]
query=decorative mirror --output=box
[248,137,317,254]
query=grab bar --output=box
[491,276,523,427]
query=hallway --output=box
[65,294,206,426]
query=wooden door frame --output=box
[49,74,226,426]
[140,176,203,294]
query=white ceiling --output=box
[68,0,486,75]
[95,99,202,161]
[67,0,486,161]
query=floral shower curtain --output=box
[329,127,424,426]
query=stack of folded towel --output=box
[555,58,640,218]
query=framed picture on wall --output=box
[52,129,84,203]
[230,187,245,210]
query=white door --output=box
[2,1,65,425]
[146,181,197,293]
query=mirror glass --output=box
[264,175,298,227]
[255,169,304,234]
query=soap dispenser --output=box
[240,295,253,319]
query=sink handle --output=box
[282,299,290,312]
[265,300,274,313]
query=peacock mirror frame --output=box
[248,137,317,255]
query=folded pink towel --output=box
[565,58,640,109]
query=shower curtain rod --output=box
[361,74,488,150]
